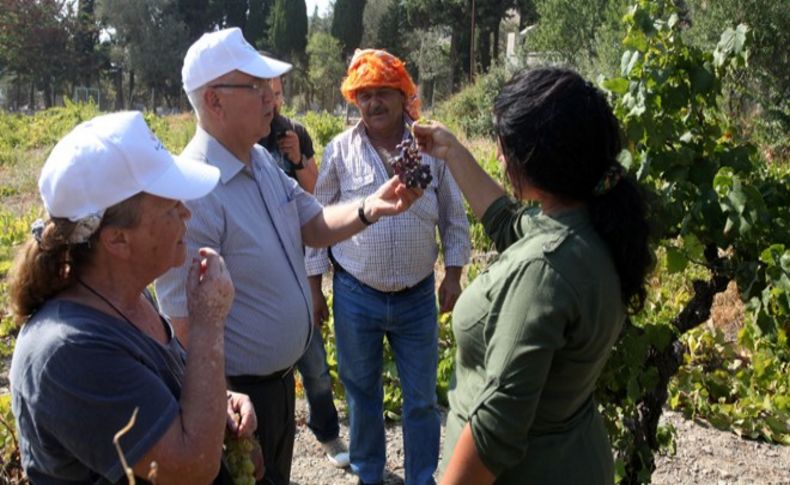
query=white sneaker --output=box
[321,437,350,468]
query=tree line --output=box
[0,0,540,113]
[0,0,785,154]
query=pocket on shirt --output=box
[343,167,376,197]
[453,288,490,331]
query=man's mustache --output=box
[367,106,387,116]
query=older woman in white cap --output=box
[9,111,257,484]
[156,28,422,484]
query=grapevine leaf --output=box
[603,77,629,94]
[666,247,688,273]
[621,50,640,76]
[690,64,715,95]
[682,233,705,263]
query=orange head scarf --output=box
[341,49,421,120]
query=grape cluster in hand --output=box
[224,432,256,485]
[392,138,432,189]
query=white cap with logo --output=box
[39,111,220,221]
[181,27,292,93]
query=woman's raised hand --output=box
[187,247,235,330]
[412,121,465,162]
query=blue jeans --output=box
[333,269,440,485]
[296,327,340,443]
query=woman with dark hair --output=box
[413,67,653,484]
[9,111,259,484]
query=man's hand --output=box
[187,248,234,330]
[226,391,264,479]
[438,266,463,313]
[309,275,329,327]
[276,130,301,163]
[225,391,257,438]
[365,175,423,222]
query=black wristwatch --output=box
[291,154,307,171]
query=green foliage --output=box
[434,66,510,138]
[0,99,100,153]
[267,0,308,61]
[0,209,39,483]
[143,112,196,154]
[297,111,345,151]
[595,1,790,481]
[244,0,271,49]
[670,324,790,445]
[375,0,409,62]
[331,0,367,57]
[98,0,191,106]
[0,0,76,107]
[681,0,789,162]
[305,31,346,112]
[0,394,22,483]
[598,247,706,482]
[528,0,629,77]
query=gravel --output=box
[290,399,790,485]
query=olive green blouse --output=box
[443,196,624,484]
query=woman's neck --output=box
[73,265,147,312]
[540,197,583,216]
[520,182,583,216]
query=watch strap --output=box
[291,154,307,171]
[358,198,375,226]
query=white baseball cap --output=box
[39,111,220,221]
[182,27,292,93]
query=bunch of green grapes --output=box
[224,433,256,485]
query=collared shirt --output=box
[156,126,323,376]
[444,196,623,482]
[304,120,470,292]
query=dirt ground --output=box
[289,399,790,485]
[1,361,788,484]
[1,284,787,484]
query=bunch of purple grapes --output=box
[392,138,432,189]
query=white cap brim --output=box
[145,155,220,202]
[238,55,292,80]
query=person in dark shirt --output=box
[9,111,259,484]
[258,76,319,193]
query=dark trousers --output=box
[228,371,296,485]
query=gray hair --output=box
[186,87,206,122]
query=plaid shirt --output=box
[305,120,470,292]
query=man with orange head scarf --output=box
[306,49,470,484]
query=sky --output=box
[305,0,333,18]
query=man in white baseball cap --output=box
[156,28,424,484]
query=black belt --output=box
[228,365,294,384]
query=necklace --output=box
[76,277,144,334]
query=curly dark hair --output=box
[493,67,654,313]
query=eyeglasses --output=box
[209,83,269,96]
